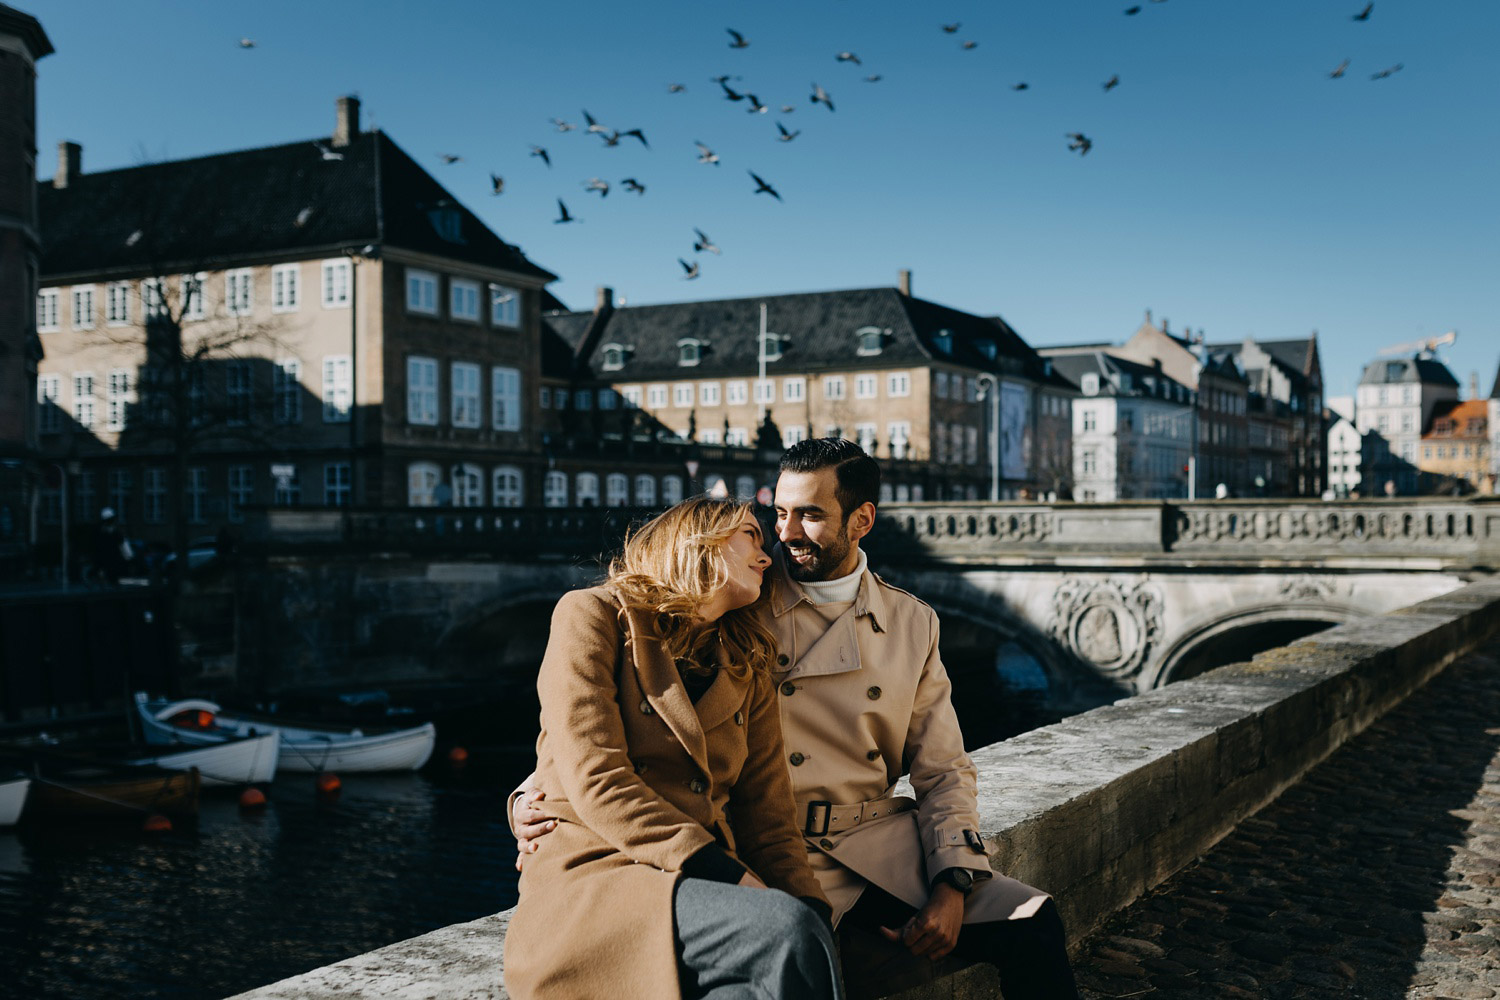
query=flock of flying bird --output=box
[258,3,1404,282]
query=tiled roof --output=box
[37,131,554,282]
[1422,399,1489,439]
[1046,351,1192,398]
[1208,339,1309,388]
[1357,356,1460,388]
[555,287,1048,382]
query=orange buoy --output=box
[143,813,172,833]
[239,787,268,809]
[315,772,342,797]
[448,746,469,766]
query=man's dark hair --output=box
[779,438,880,521]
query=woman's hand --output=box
[736,870,769,890]
[514,789,558,871]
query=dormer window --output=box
[1081,373,1100,396]
[855,326,885,356]
[426,203,465,244]
[932,329,953,354]
[760,333,786,362]
[976,339,997,361]
[602,342,631,372]
[678,338,705,366]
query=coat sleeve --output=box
[728,670,829,904]
[536,589,717,871]
[903,609,993,883]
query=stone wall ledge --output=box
[230,576,1500,1000]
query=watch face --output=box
[949,869,973,892]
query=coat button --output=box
[866,686,882,700]
[819,838,834,850]
[689,779,707,794]
[780,682,796,696]
[734,711,744,726]
[640,700,654,715]
[777,654,790,666]
[788,752,805,766]
[867,749,880,761]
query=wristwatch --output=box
[932,867,974,897]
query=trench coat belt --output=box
[804,796,915,837]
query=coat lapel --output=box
[692,645,744,734]
[619,604,710,773]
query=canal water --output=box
[0,754,532,1000]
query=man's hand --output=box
[879,884,965,959]
[513,788,557,872]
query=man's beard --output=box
[785,522,853,582]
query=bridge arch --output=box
[1146,602,1361,688]
[435,583,581,677]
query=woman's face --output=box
[712,513,772,617]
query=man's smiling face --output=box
[773,468,860,582]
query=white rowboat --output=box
[123,732,280,787]
[0,777,30,826]
[135,694,436,773]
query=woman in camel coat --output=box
[503,497,841,1000]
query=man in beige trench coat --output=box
[518,439,1079,998]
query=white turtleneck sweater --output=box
[795,548,868,605]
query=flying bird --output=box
[584,177,609,197]
[438,153,463,164]
[1066,132,1093,155]
[312,140,344,161]
[1370,63,1402,79]
[1352,3,1373,21]
[1124,5,1142,14]
[941,22,961,33]
[582,110,608,134]
[865,74,882,83]
[745,93,768,114]
[668,83,686,93]
[622,177,646,195]
[837,52,861,65]
[749,170,782,201]
[776,122,800,142]
[1329,59,1350,79]
[679,258,701,279]
[530,145,551,166]
[727,28,749,48]
[1012,82,1030,91]
[295,206,314,227]
[1103,74,1120,91]
[554,199,576,223]
[551,118,576,132]
[695,142,720,166]
[720,80,745,101]
[238,38,256,48]
[781,104,797,113]
[693,228,721,254]
[810,82,835,111]
[618,128,649,148]
[961,40,978,50]
[489,174,504,195]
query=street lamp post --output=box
[975,374,1000,502]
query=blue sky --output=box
[30,0,1499,400]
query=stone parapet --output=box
[229,576,1500,1000]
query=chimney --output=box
[596,285,614,314]
[1145,308,1153,325]
[1471,371,1480,400]
[54,141,81,189]
[334,96,361,147]
[1162,318,1170,334]
[897,269,911,296]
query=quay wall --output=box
[230,575,1500,1000]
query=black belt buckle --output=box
[804,800,832,837]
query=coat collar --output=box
[768,544,888,631]
[767,546,889,680]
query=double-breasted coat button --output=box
[866,686,882,700]
[777,654,790,666]
[639,700,654,715]
[734,711,744,726]
[788,752,805,766]
[819,838,834,850]
[689,779,707,794]
[780,682,796,696]
[867,749,880,760]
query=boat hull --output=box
[0,778,30,826]
[28,767,200,820]
[125,733,280,787]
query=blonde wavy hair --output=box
[606,496,777,678]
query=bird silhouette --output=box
[810,83,835,111]
[749,170,782,201]
[1066,132,1093,155]
[622,178,646,195]
[776,122,801,142]
[490,174,504,195]
[837,52,861,65]
[727,28,749,48]
[1329,59,1350,79]
[312,141,344,161]
[1124,5,1142,14]
[1370,63,1402,79]
[1352,3,1373,21]
[694,228,721,254]
[554,199,577,223]
[961,40,978,50]
[746,94,768,114]
[720,80,745,101]
[619,128,649,148]
[780,104,797,113]
[1012,82,1030,91]
[530,145,551,167]
[238,38,256,48]
[438,153,462,164]
[696,142,721,166]
[668,83,686,93]
[865,75,882,83]
[584,178,610,198]
[295,206,314,227]
[583,110,608,134]
[941,22,961,33]
[551,118,576,133]
[1103,74,1120,91]
[679,258,701,279]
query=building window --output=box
[823,376,846,401]
[185,467,208,523]
[599,389,617,410]
[783,424,806,448]
[175,273,203,321]
[760,333,785,362]
[1082,409,1097,432]
[935,372,949,399]
[634,475,657,506]
[699,382,721,406]
[493,465,524,506]
[678,339,703,366]
[965,426,978,465]
[887,372,910,397]
[452,463,483,507]
[407,462,439,506]
[553,387,569,409]
[322,259,351,308]
[228,466,254,521]
[70,286,95,330]
[271,264,300,313]
[661,475,684,505]
[726,427,750,446]
[492,366,521,431]
[700,428,722,445]
[602,344,627,371]
[274,359,302,425]
[725,381,748,406]
[489,284,520,328]
[1082,450,1096,476]
[451,362,481,428]
[574,389,593,411]
[406,269,438,315]
[543,471,568,507]
[108,470,133,521]
[575,472,600,506]
[1081,373,1100,396]
[647,384,669,408]
[674,384,694,408]
[856,326,884,356]
[854,374,877,399]
[619,386,641,408]
[225,269,254,316]
[145,468,167,522]
[36,289,59,332]
[1401,413,1414,433]
[735,476,756,500]
[106,369,132,432]
[888,422,911,459]
[951,425,964,464]
[322,355,352,423]
[74,471,96,522]
[450,278,480,322]
[138,277,168,323]
[783,377,805,403]
[105,282,130,325]
[71,372,96,428]
[754,379,775,405]
[606,473,629,506]
[855,422,877,454]
[407,357,438,425]
[225,362,251,426]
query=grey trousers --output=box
[674,877,845,1000]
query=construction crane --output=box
[1377,330,1458,358]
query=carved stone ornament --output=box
[1278,575,1336,603]
[1050,576,1163,676]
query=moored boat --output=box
[0,776,30,826]
[59,735,279,788]
[20,758,199,820]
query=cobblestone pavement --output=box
[1076,637,1500,1000]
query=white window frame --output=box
[106,281,131,326]
[274,358,302,425]
[647,384,669,408]
[451,362,482,428]
[634,474,657,506]
[543,471,569,507]
[661,475,684,505]
[726,426,750,447]
[407,462,440,506]
[575,472,600,506]
[225,268,254,317]
[406,268,438,315]
[888,421,911,459]
[855,422,877,453]
[140,277,168,321]
[725,381,749,406]
[144,468,168,522]
[605,473,629,507]
[228,465,254,521]
[450,277,480,322]
[602,344,627,371]
[855,374,877,400]
[272,264,300,313]
[856,325,883,356]
[677,339,703,367]
[186,466,208,523]
[490,284,520,328]
[71,286,95,330]
[72,371,96,428]
[783,424,806,448]
[699,382,721,406]
[699,429,722,445]
[36,289,59,332]
[407,356,439,426]
[574,389,592,411]
[323,355,352,424]
[106,369,133,432]
[621,386,642,408]
[754,379,775,405]
[492,366,522,431]
[38,374,61,434]
[452,462,483,507]
[493,465,524,507]
[887,372,911,398]
[783,377,805,403]
[673,384,694,408]
[226,361,252,426]
[823,376,846,401]
[181,272,206,320]
[321,259,351,309]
